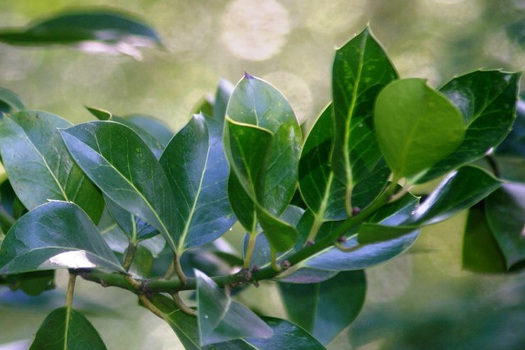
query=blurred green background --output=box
[0,0,524,349]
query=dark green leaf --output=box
[331,26,398,211]
[418,71,521,183]
[61,121,179,252]
[279,270,366,344]
[0,111,103,222]
[85,106,112,120]
[196,269,273,346]
[0,87,25,113]
[495,99,525,157]
[485,183,525,269]
[160,114,234,255]
[0,201,123,274]
[462,204,507,273]
[299,104,346,220]
[374,78,465,181]
[30,307,107,350]
[224,75,301,251]
[506,19,525,49]
[0,10,163,59]
[405,166,501,226]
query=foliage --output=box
[0,9,523,349]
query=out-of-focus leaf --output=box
[279,270,366,344]
[0,10,163,59]
[224,74,301,252]
[405,166,501,226]
[196,269,273,346]
[160,114,234,255]
[5,270,55,296]
[462,204,507,273]
[485,183,525,269]
[0,201,123,274]
[0,111,103,222]
[85,106,112,120]
[61,121,179,252]
[151,294,326,350]
[375,78,465,181]
[213,79,234,121]
[299,104,346,221]
[0,87,25,113]
[418,71,521,183]
[29,307,107,350]
[331,26,398,211]
[506,19,525,49]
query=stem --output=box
[122,240,137,272]
[139,294,167,320]
[66,273,77,308]
[244,233,258,269]
[174,255,188,285]
[306,213,324,243]
[270,247,281,271]
[172,293,197,316]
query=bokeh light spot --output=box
[221,0,290,61]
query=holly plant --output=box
[0,10,523,350]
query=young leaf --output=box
[485,183,525,269]
[0,111,104,222]
[196,269,273,346]
[279,270,366,345]
[331,26,398,211]
[0,201,124,274]
[405,166,501,226]
[374,78,465,181]
[0,87,25,113]
[60,121,179,252]
[30,307,107,350]
[160,114,235,255]
[0,10,163,59]
[418,71,521,183]
[462,204,507,273]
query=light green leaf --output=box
[0,10,163,59]
[160,114,235,255]
[0,111,103,222]
[30,307,107,350]
[374,78,465,181]
[0,201,124,274]
[485,183,525,269]
[196,269,273,346]
[279,270,366,345]
[331,26,398,211]
[0,87,25,113]
[418,71,521,183]
[60,121,178,252]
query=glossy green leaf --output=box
[224,74,301,251]
[405,166,501,226]
[160,114,234,254]
[0,201,124,274]
[0,87,25,113]
[151,294,325,350]
[0,10,163,59]
[213,79,234,121]
[496,99,525,157]
[61,121,179,252]
[299,192,420,271]
[418,71,521,183]
[30,307,107,350]
[485,183,525,269]
[196,269,273,346]
[374,78,465,180]
[331,27,398,211]
[0,111,103,222]
[279,270,366,344]
[299,104,346,221]
[462,204,507,273]
[85,106,112,120]
[104,196,159,241]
